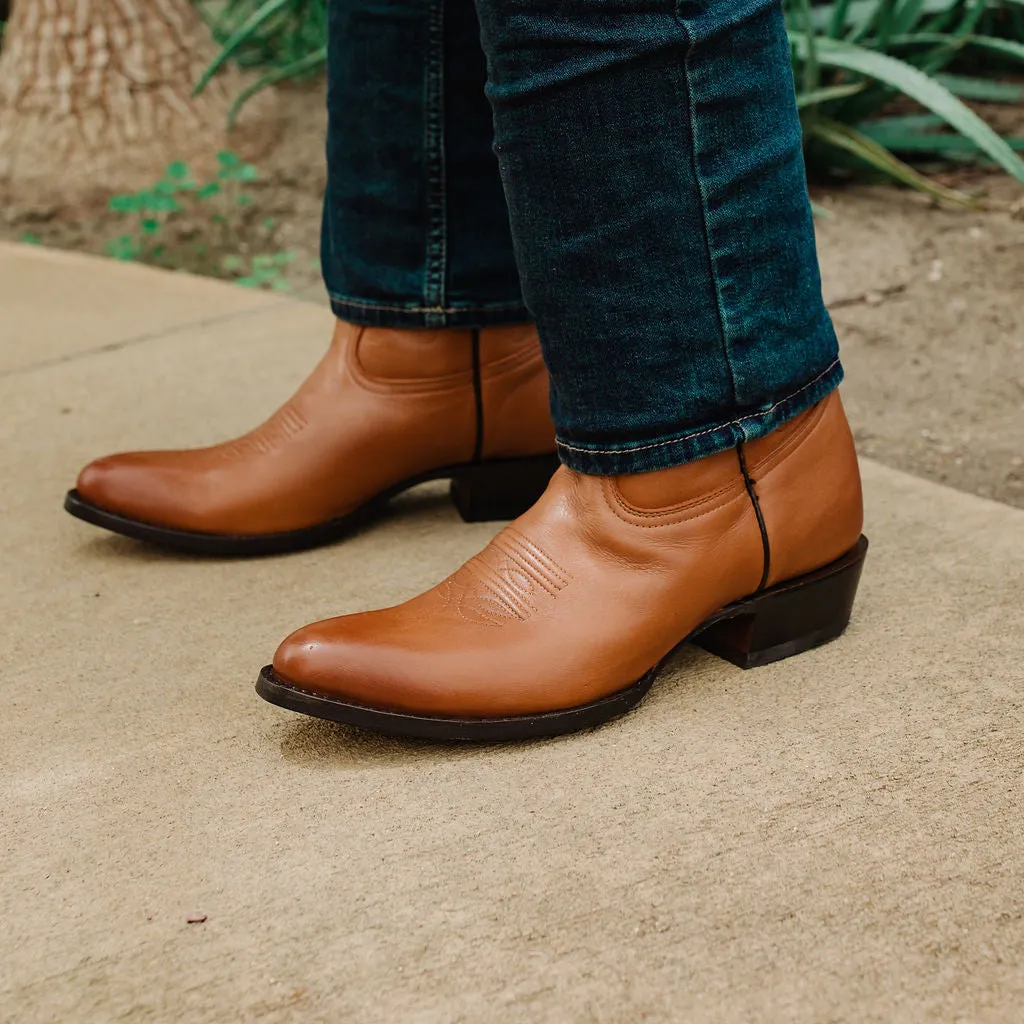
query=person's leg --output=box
[478,0,841,470]
[65,0,556,555]
[260,0,867,737]
[321,0,527,327]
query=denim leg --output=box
[473,0,843,473]
[321,0,529,328]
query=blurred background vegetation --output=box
[177,0,1024,196]
[3,0,1024,203]
[191,0,1024,200]
[2,0,1024,278]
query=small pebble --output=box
[186,914,208,925]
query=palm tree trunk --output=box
[0,0,278,208]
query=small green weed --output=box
[104,153,293,291]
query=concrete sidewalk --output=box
[2,243,1023,1023]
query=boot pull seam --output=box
[737,443,771,593]
[471,328,484,463]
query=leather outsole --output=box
[255,536,868,740]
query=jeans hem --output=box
[556,358,844,475]
[329,294,532,329]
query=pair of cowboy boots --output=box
[66,321,865,740]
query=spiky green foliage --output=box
[191,0,1024,199]
[787,0,1024,200]
[193,0,327,127]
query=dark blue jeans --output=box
[321,0,843,474]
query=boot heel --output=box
[695,536,868,669]
[450,454,560,523]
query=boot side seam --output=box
[737,443,771,592]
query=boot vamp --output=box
[272,468,765,717]
[75,346,476,535]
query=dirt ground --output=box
[2,83,1022,509]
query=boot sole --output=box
[63,452,560,556]
[255,535,868,741]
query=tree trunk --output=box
[0,0,280,210]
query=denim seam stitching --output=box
[675,13,743,438]
[554,357,840,456]
[329,294,527,315]
[424,0,447,325]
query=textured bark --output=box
[0,0,279,208]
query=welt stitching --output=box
[556,357,840,456]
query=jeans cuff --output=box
[555,359,844,475]
[328,294,532,329]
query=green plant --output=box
[193,0,327,126]
[787,0,1024,201]
[104,153,293,290]
[189,0,1024,200]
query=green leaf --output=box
[808,117,971,204]
[795,0,820,93]
[933,73,1024,103]
[105,234,142,261]
[796,81,866,109]
[217,151,241,169]
[165,161,190,181]
[888,31,1024,65]
[224,47,327,129]
[192,0,297,96]
[108,194,142,213]
[143,194,181,214]
[790,33,1024,183]
[19,232,42,245]
[825,0,854,39]
[196,182,223,200]
[141,219,161,235]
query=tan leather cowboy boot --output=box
[64,320,556,554]
[257,391,866,739]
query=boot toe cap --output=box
[75,451,196,528]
